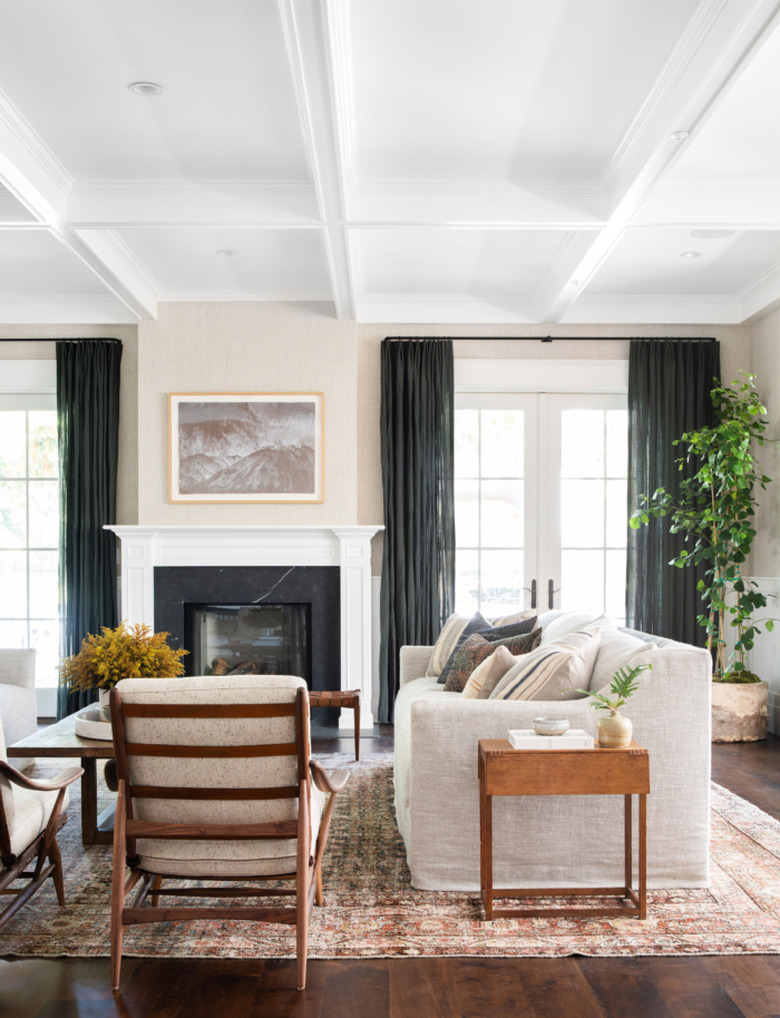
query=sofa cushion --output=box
[426,612,490,678]
[541,611,616,645]
[460,645,518,699]
[489,627,601,701]
[588,627,651,691]
[442,627,542,693]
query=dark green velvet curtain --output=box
[56,339,122,719]
[379,339,455,722]
[626,338,720,645]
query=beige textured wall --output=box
[0,325,139,524]
[136,302,359,525]
[750,308,780,575]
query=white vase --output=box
[98,688,112,722]
[597,713,632,748]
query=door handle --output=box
[522,579,537,610]
[548,579,560,610]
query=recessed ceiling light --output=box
[215,249,239,257]
[128,81,163,96]
[670,130,690,143]
[681,250,703,259]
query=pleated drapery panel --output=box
[626,338,721,646]
[378,339,455,723]
[56,339,122,719]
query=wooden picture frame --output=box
[169,392,323,503]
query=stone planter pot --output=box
[597,713,633,748]
[711,680,769,743]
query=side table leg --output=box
[624,792,633,897]
[479,765,493,920]
[354,695,360,762]
[639,793,647,919]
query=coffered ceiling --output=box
[1,0,780,325]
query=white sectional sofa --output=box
[393,610,712,891]
[0,648,37,769]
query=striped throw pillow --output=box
[489,627,601,701]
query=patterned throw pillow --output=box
[441,627,542,693]
[460,645,518,699]
[477,615,537,642]
[489,627,601,701]
[426,612,490,678]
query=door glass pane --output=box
[561,410,605,477]
[455,549,479,615]
[561,550,605,613]
[561,479,604,547]
[29,621,60,685]
[606,409,628,477]
[480,550,524,618]
[455,479,479,547]
[480,480,523,549]
[29,550,58,617]
[480,410,524,478]
[606,479,628,549]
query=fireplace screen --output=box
[186,603,311,682]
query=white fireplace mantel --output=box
[105,525,383,728]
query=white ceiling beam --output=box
[541,0,780,323]
[277,0,355,319]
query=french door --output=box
[454,391,628,623]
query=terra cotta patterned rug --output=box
[1,752,779,958]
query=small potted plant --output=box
[59,621,188,718]
[567,663,651,747]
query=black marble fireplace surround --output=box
[154,565,341,725]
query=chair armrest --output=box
[0,761,84,791]
[310,759,349,794]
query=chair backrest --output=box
[0,648,35,689]
[111,675,310,832]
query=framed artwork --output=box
[169,392,324,503]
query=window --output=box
[454,359,628,624]
[0,360,59,714]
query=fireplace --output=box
[187,603,311,679]
[106,525,382,731]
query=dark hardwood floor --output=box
[1,729,778,1018]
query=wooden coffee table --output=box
[478,738,650,920]
[7,714,116,846]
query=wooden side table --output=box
[308,689,361,760]
[478,738,650,920]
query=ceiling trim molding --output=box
[159,289,334,302]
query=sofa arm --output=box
[399,646,433,687]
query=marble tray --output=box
[74,707,113,741]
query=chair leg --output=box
[111,781,127,991]
[48,835,65,906]
[296,907,308,991]
[151,874,163,907]
[315,864,323,907]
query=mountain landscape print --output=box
[170,393,323,502]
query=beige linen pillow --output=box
[442,627,542,693]
[489,627,602,701]
[426,611,489,677]
[460,645,518,699]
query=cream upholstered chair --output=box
[108,675,349,991]
[0,712,83,928]
[0,649,37,769]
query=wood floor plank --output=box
[644,957,747,1018]
[702,956,780,1018]
[320,960,391,1018]
[576,957,676,1018]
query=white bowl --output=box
[532,716,570,736]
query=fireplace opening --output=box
[185,603,311,683]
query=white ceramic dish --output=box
[74,707,114,741]
[532,717,570,737]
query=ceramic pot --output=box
[597,713,632,748]
[98,687,111,722]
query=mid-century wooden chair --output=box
[109,675,349,991]
[0,716,83,928]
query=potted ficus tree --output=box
[629,372,775,741]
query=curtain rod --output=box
[0,337,122,343]
[384,336,717,343]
